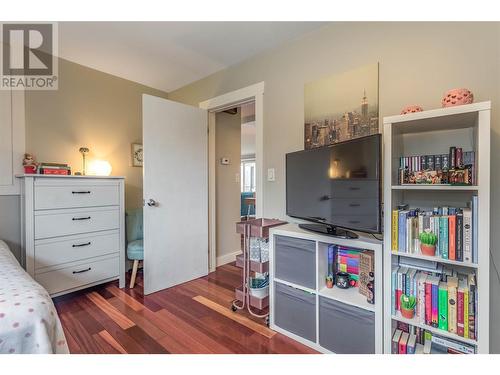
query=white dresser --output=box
[18,175,126,297]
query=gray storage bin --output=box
[275,235,316,289]
[319,297,375,354]
[274,282,316,342]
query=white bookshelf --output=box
[383,101,491,354]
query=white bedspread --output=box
[0,241,69,354]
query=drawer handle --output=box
[72,242,91,248]
[72,267,91,274]
[72,216,91,221]
[349,203,361,207]
[348,187,361,191]
[72,191,91,194]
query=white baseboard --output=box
[216,250,242,267]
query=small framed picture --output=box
[131,143,143,167]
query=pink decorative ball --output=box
[401,105,424,115]
[441,88,474,107]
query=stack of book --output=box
[391,266,477,341]
[38,162,71,175]
[391,200,478,264]
[398,147,476,185]
[337,246,359,287]
[392,323,475,354]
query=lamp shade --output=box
[88,160,112,176]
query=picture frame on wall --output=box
[131,143,143,167]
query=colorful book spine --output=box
[438,281,448,331]
[463,283,469,339]
[447,277,458,334]
[398,211,408,252]
[392,210,399,252]
[407,334,417,354]
[431,277,439,328]
[457,284,465,337]
[439,216,449,259]
[417,274,427,324]
[456,211,464,262]
[448,215,456,261]
[425,279,432,326]
[392,330,402,354]
[399,332,409,354]
[472,196,478,263]
[468,274,476,340]
[463,208,472,263]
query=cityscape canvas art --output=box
[304,63,379,149]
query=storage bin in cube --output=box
[249,238,261,262]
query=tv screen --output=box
[286,134,381,234]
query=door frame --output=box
[199,82,265,273]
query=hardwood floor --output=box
[53,262,317,354]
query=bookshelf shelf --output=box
[318,286,375,312]
[391,312,477,346]
[392,185,479,191]
[383,101,490,354]
[393,251,479,269]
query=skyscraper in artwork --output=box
[361,89,368,122]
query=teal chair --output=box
[126,208,143,288]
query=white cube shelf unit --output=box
[269,224,383,354]
[382,101,491,354]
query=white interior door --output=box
[142,94,208,295]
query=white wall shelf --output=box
[383,101,491,354]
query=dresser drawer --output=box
[35,207,119,239]
[34,230,120,271]
[34,180,119,210]
[35,256,119,295]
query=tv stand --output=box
[298,223,359,239]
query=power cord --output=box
[370,233,383,241]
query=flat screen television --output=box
[286,134,381,238]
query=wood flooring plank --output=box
[97,330,127,354]
[106,284,145,312]
[86,291,135,330]
[192,295,276,339]
[125,326,169,354]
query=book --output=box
[40,168,70,175]
[462,208,472,263]
[423,339,432,354]
[416,273,427,324]
[468,273,476,340]
[456,211,464,262]
[447,276,459,334]
[438,281,448,330]
[424,277,432,326]
[431,335,475,354]
[430,276,440,328]
[472,196,478,263]
[407,334,417,354]
[392,210,399,252]
[448,215,456,261]
[457,279,465,337]
[415,343,424,354]
[461,279,469,339]
[391,266,399,315]
[449,147,456,169]
[439,216,449,259]
[399,332,409,354]
[392,329,403,354]
[398,211,409,252]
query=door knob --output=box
[147,199,158,207]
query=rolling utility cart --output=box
[232,218,287,325]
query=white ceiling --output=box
[58,22,326,92]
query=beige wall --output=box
[169,22,500,352]
[25,57,169,209]
[215,110,242,261]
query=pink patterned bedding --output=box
[0,240,69,354]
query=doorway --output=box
[213,102,257,267]
[200,82,265,272]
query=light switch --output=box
[267,168,275,182]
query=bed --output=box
[0,240,69,354]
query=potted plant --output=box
[326,275,334,289]
[400,294,416,319]
[419,229,438,256]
